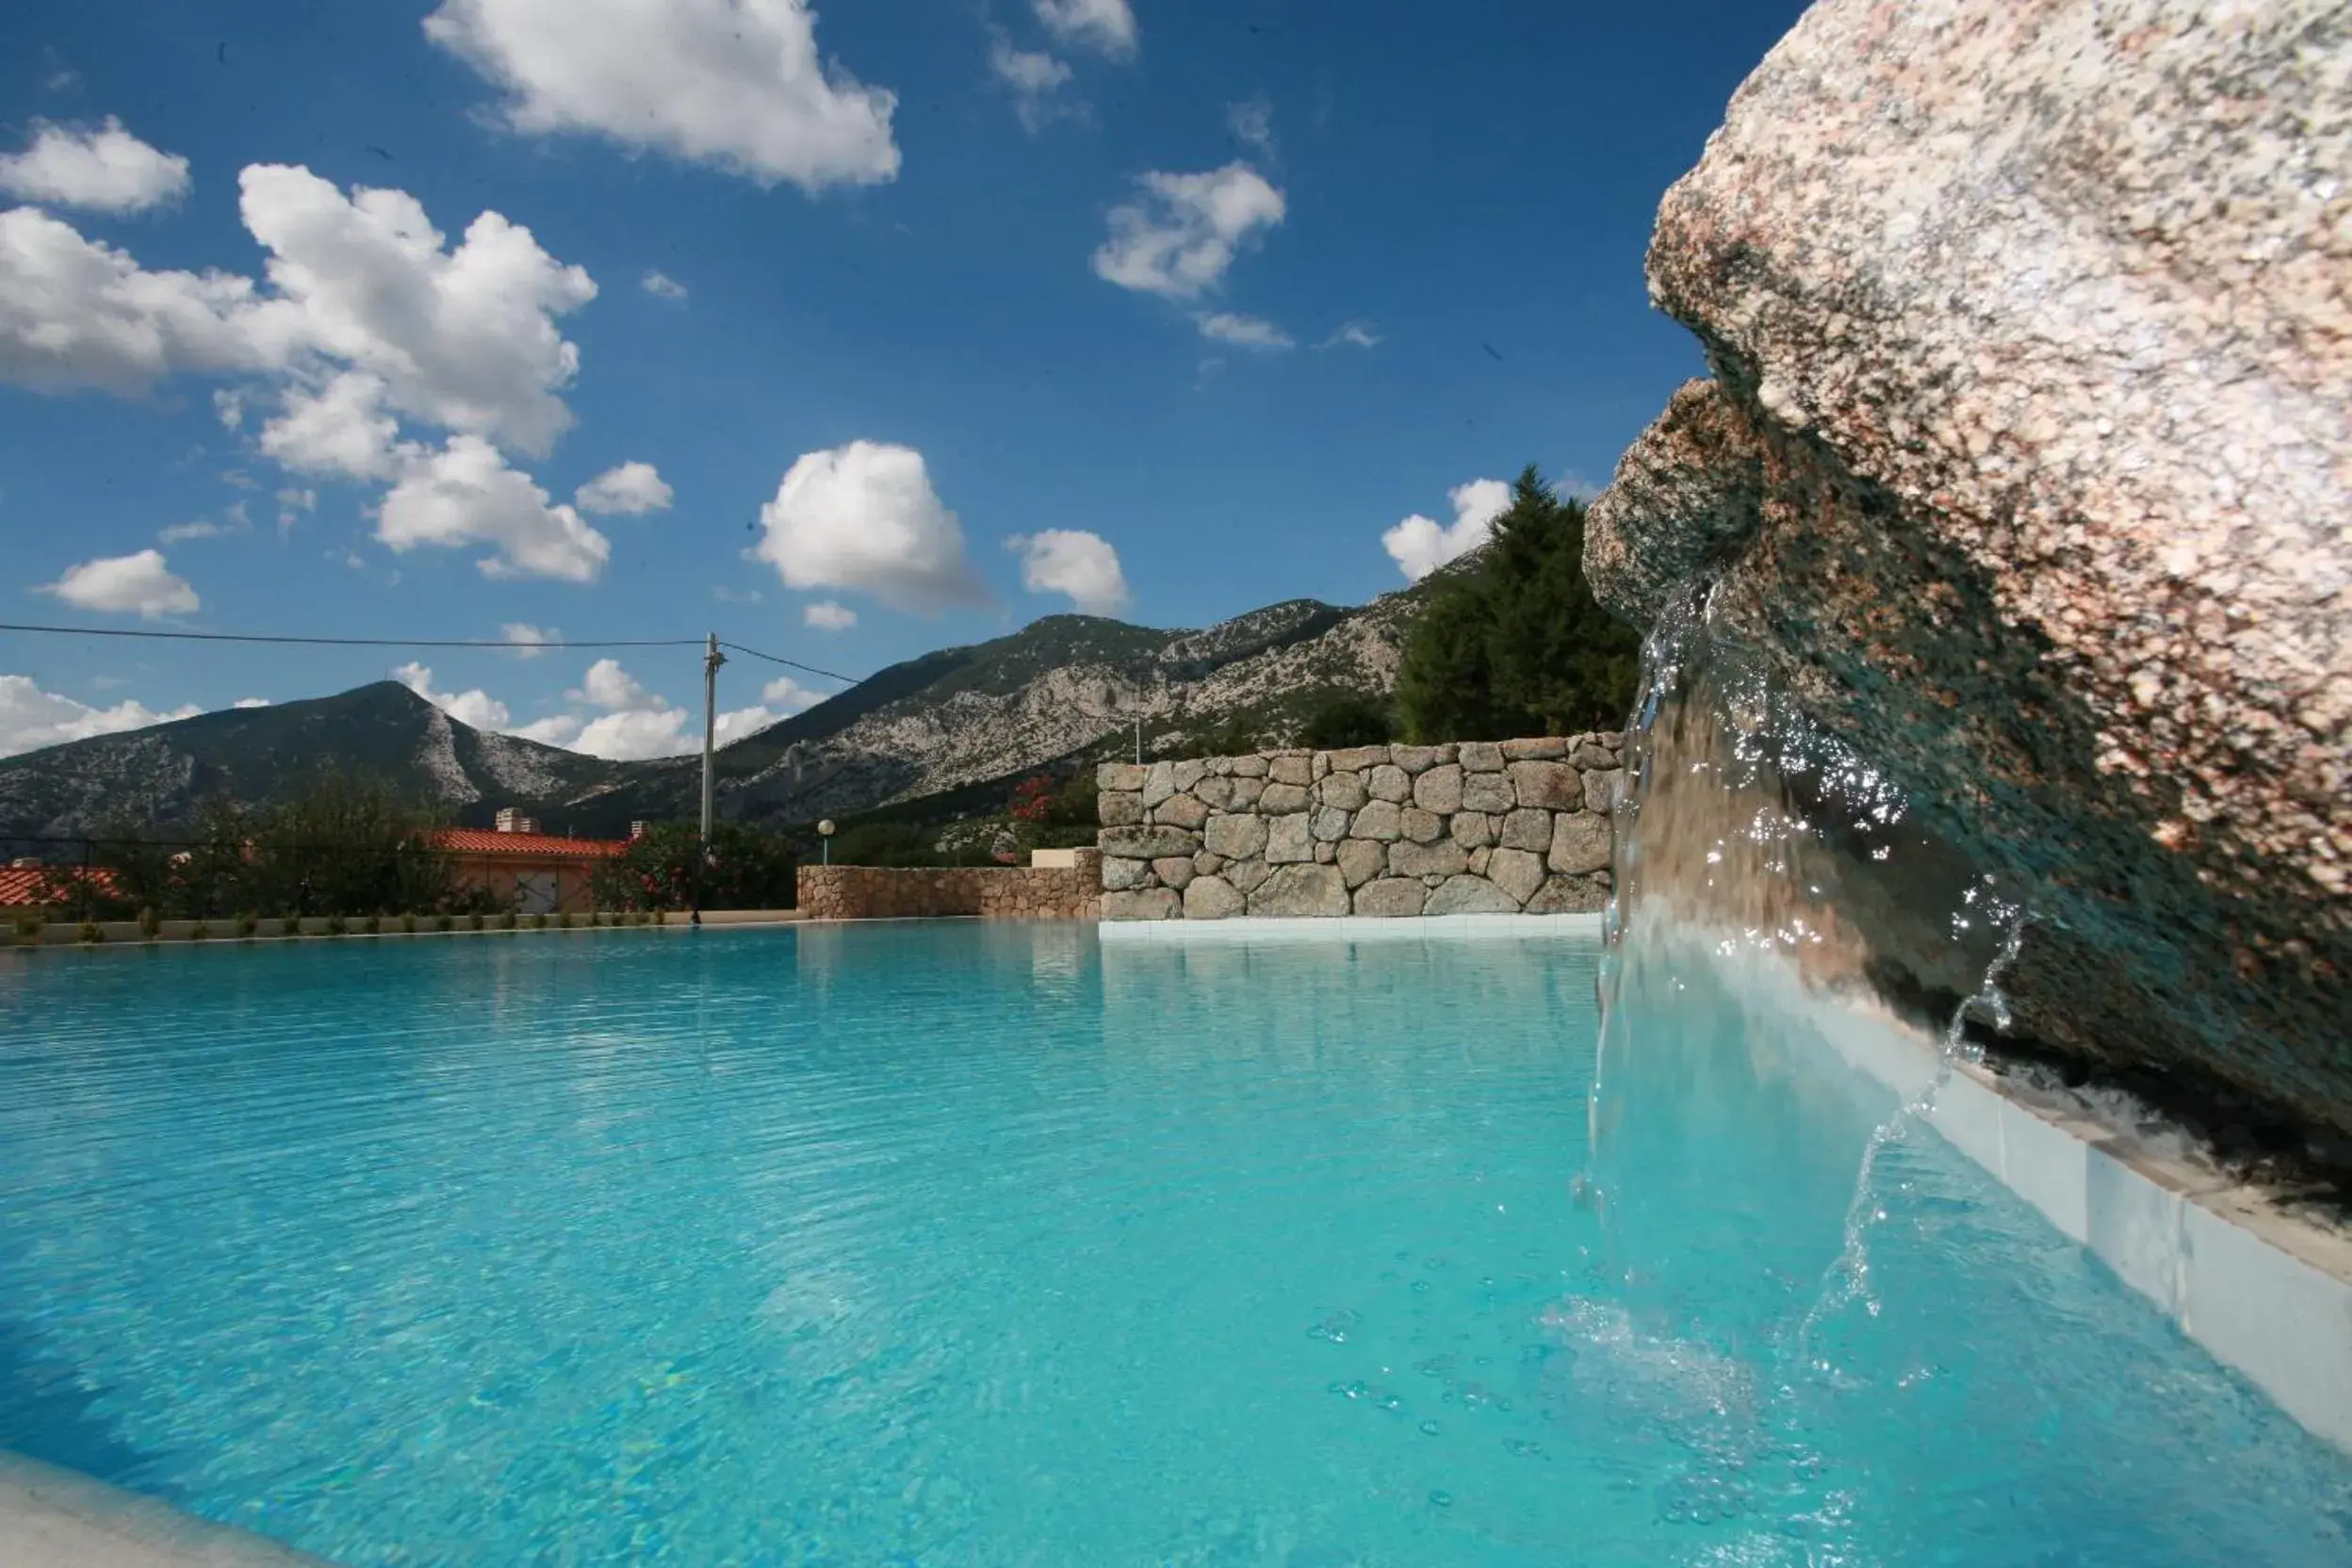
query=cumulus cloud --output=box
[1006,529,1129,615]
[500,622,558,657]
[1093,163,1284,302]
[258,370,401,480]
[237,163,597,459]
[556,657,695,760]
[756,440,988,614]
[0,674,200,760]
[1225,95,1274,159]
[761,674,825,712]
[802,599,856,630]
[0,206,269,396]
[1320,320,1380,350]
[989,36,1075,133]
[157,515,241,544]
[423,0,900,191]
[574,460,672,514]
[393,660,513,731]
[40,548,200,618]
[0,117,190,213]
[1033,0,1136,58]
[640,269,687,301]
[1382,478,1511,581]
[377,435,611,581]
[1193,311,1291,350]
[506,712,581,746]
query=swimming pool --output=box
[1,924,2345,1564]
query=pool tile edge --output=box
[0,1449,337,1566]
[1096,913,1607,942]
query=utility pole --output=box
[701,633,725,846]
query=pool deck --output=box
[0,1450,335,1566]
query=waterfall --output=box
[1586,579,2035,1362]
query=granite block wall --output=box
[1097,736,1623,920]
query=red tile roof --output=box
[423,828,631,859]
[0,866,121,906]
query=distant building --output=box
[0,864,120,909]
[426,825,629,914]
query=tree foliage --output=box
[1299,693,1396,750]
[1394,466,1640,742]
[588,821,798,910]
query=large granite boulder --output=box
[1589,0,2352,1139]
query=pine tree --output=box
[1396,465,1640,742]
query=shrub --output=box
[78,920,104,944]
[401,912,418,935]
[235,911,258,939]
[137,906,162,940]
[189,921,212,942]
[363,914,381,935]
[280,916,302,939]
[469,911,485,931]
[326,913,348,936]
[531,912,548,930]
[435,913,454,932]
[557,910,574,929]
[12,908,46,946]
[1300,694,1396,750]
[499,910,517,930]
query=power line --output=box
[0,621,858,686]
[0,622,701,652]
[716,641,855,686]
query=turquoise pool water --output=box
[0,924,2345,1565]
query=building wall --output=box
[447,855,610,914]
[1096,736,1625,920]
[797,854,1104,922]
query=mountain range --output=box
[0,580,1438,848]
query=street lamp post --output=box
[817,819,835,866]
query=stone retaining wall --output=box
[797,856,1103,922]
[1097,736,1624,920]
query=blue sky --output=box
[0,0,1805,760]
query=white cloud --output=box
[233,696,270,709]
[40,548,200,618]
[989,36,1075,133]
[756,440,988,614]
[275,486,317,531]
[0,674,200,760]
[377,435,611,581]
[423,0,901,191]
[158,516,238,544]
[574,460,672,515]
[500,622,559,658]
[1193,311,1291,350]
[1093,163,1284,302]
[573,656,657,712]
[1321,320,1380,350]
[0,117,190,213]
[1033,0,1136,58]
[1382,478,1512,581]
[258,370,400,480]
[1559,470,1603,503]
[507,712,582,746]
[237,163,596,459]
[213,388,245,428]
[564,658,691,760]
[0,206,269,396]
[392,660,512,731]
[802,599,856,630]
[640,269,687,301]
[1006,528,1129,615]
[761,674,825,712]
[1225,95,1274,159]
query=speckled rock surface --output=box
[1590,0,2352,1135]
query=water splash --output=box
[1589,579,2038,1364]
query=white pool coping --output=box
[0,1449,334,1565]
[1705,938,2352,1457]
[1097,912,1607,942]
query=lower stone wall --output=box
[797,856,1104,921]
[1097,736,1624,920]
